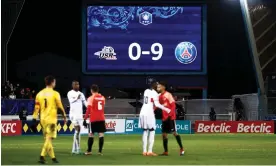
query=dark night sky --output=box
[7,0,257,98]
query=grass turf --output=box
[2,134,276,165]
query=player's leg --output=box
[39,123,49,164]
[139,115,148,155]
[74,124,81,153]
[147,117,157,156]
[97,121,106,155]
[171,120,185,156]
[73,118,82,154]
[85,122,94,155]
[98,132,104,155]
[39,124,59,163]
[161,120,169,156]
[48,124,59,163]
[70,116,78,154]
[142,129,148,155]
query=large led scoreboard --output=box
[81,1,207,91]
[82,4,206,75]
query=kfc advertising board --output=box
[1,120,22,136]
[195,121,274,134]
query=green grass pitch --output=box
[2,134,276,165]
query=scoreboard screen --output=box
[82,6,206,74]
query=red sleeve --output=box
[84,96,94,120]
[84,105,92,120]
[170,102,176,112]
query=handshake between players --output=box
[68,82,106,156]
[139,81,184,156]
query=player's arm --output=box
[84,96,94,120]
[81,93,88,107]
[67,92,78,103]
[31,95,40,133]
[55,92,67,120]
[32,95,40,120]
[152,91,171,113]
[83,96,94,127]
[167,93,176,112]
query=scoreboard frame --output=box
[81,2,207,75]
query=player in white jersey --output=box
[67,81,87,154]
[139,81,171,156]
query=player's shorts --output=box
[41,123,57,139]
[88,121,106,133]
[162,118,176,133]
[69,115,82,126]
[138,114,156,130]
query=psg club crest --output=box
[174,42,197,64]
[139,11,152,26]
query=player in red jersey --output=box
[83,84,106,156]
[157,81,184,156]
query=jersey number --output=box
[98,101,103,110]
[44,98,47,108]
[144,96,148,104]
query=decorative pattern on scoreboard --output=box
[87,6,184,30]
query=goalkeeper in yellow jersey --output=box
[32,75,67,164]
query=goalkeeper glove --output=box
[30,119,38,133]
[83,120,88,128]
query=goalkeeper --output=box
[32,75,67,164]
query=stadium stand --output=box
[1,81,35,99]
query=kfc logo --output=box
[1,120,22,136]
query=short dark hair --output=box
[44,75,55,86]
[72,80,79,84]
[158,81,167,88]
[151,81,158,90]
[90,84,99,92]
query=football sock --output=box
[72,133,77,153]
[148,131,155,153]
[175,135,183,149]
[75,131,80,152]
[87,137,94,152]
[40,138,50,156]
[142,130,148,153]
[163,138,168,152]
[48,142,56,159]
[99,136,104,153]
[78,132,81,152]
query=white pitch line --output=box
[1,142,114,146]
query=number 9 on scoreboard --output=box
[128,42,163,61]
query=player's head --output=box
[150,81,158,91]
[157,81,166,93]
[72,81,79,91]
[90,84,99,94]
[45,75,56,88]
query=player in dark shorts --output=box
[157,81,185,156]
[83,84,106,155]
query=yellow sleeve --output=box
[32,94,40,119]
[55,92,65,115]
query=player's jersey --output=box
[33,88,64,124]
[140,89,159,117]
[159,91,176,121]
[67,90,87,119]
[85,94,106,122]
